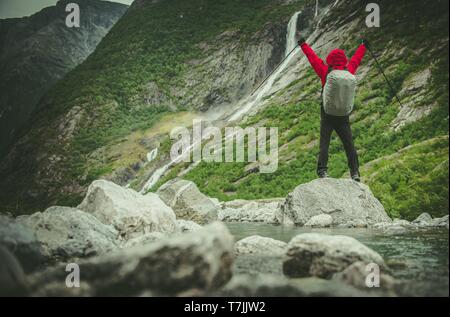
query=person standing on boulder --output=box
[297,35,369,182]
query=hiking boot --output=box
[351,174,361,182]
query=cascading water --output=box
[227,11,301,122]
[139,11,302,193]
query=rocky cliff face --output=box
[0,0,128,155]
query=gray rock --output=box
[157,178,218,225]
[333,261,396,296]
[278,179,391,226]
[0,247,29,297]
[78,180,178,239]
[30,222,234,296]
[305,214,333,228]
[219,199,283,223]
[431,215,449,228]
[283,233,385,279]
[217,274,369,297]
[177,219,203,233]
[412,213,433,226]
[0,214,44,272]
[234,235,287,256]
[20,206,119,260]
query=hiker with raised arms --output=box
[297,34,369,182]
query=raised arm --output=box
[299,42,328,85]
[347,43,367,75]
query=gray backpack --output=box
[322,69,357,116]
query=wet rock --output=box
[29,222,234,296]
[305,214,333,228]
[234,235,287,256]
[177,219,202,233]
[431,215,449,228]
[20,206,119,261]
[278,179,391,226]
[157,178,218,225]
[219,199,282,223]
[412,213,433,226]
[282,233,385,279]
[0,214,45,272]
[0,247,29,297]
[78,180,178,239]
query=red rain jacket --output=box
[300,43,367,86]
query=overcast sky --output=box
[0,0,134,19]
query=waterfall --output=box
[285,11,301,56]
[139,11,302,193]
[228,11,301,122]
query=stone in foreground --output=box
[277,178,391,226]
[282,233,385,279]
[0,214,45,272]
[20,206,119,260]
[0,247,29,297]
[157,178,218,225]
[29,222,234,296]
[216,274,368,297]
[78,180,178,239]
[333,261,396,296]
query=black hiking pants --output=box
[317,109,359,177]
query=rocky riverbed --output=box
[0,178,448,297]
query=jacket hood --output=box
[326,49,348,68]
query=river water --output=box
[226,223,449,296]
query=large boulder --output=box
[29,222,234,296]
[282,233,386,279]
[277,178,391,226]
[157,178,218,225]
[234,235,287,256]
[20,206,119,260]
[0,214,45,272]
[219,199,283,223]
[78,180,178,239]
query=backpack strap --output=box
[321,67,334,97]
